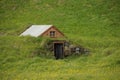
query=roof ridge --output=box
[31,25,53,26]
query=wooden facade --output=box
[41,26,64,38]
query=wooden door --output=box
[54,43,64,59]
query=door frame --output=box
[53,42,64,59]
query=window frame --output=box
[50,31,56,37]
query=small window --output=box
[50,31,55,37]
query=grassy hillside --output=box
[0,0,120,80]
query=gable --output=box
[41,26,64,38]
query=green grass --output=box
[0,0,120,80]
